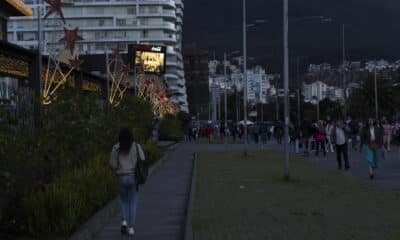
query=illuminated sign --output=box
[0,54,29,78]
[83,79,101,92]
[129,45,166,75]
[5,0,33,17]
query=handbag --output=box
[369,141,379,150]
[134,144,148,186]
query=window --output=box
[116,19,126,26]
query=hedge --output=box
[22,140,163,238]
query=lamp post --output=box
[242,0,248,146]
[223,53,228,143]
[283,0,290,180]
[37,0,43,103]
[374,61,379,120]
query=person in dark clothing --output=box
[300,120,312,156]
[331,119,351,170]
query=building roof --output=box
[2,0,33,17]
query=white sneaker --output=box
[128,227,135,236]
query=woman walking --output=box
[314,121,327,157]
[360,119,383,180]
[110,128,146,236]
[325,120,335,153]
[382,119,394,151]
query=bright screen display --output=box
[133,45,166,75]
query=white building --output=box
[303,80,344,103]
[8,0,188,112]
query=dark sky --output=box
[183,0,400,73]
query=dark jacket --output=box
[360,127,383,147]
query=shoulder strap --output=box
[135,143,141,162]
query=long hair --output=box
[119,128,134,154]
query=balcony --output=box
[137,9,176,19]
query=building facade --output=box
[183,46,209,118]
[8,0,188,112]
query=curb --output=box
[68,143,179,240]
[184,152,197,240]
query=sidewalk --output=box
[95,144,194,240]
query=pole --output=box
[37,0,42,101]
[283,0,290,180]
[342,24,347,118]
[105,51,110,106]
[374,62,379,120]
[297,57,301,127]
[224,53,228,143]
[242,0,248,146]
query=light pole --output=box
[223,53,228,143]
[342,24,347,119]
[283,0,290,180]
[37,0,43,103]
[374,61,379,120]
[242,0,248,146]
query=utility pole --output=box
[297,57,301,127]
[224,53,228,143]
[242,0,248,146]
[374,61,379,120]
[283,0,290,180]
[342,24,347,119]
[37,0,43,103]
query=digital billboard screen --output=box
[129,45,166,75]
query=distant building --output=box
[183,46,209,117]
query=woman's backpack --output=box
[134,144,148,186]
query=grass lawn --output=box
[193,150,400,240]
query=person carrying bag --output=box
[109,128,146,236]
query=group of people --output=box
[296,117,400,179]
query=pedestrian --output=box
[109,128,146,236]
[300,119,312,156]
[360,118,383,180]
[314,120,327,157]
[325,120,335,153]
[331,119,350,170]
[382,119,394,151]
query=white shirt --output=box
[335,127,346,145]
[370,128,376,141]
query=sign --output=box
[82,79,101,92]
[128,44,166,75]
[249,111,258,117]
[0,53,29,78]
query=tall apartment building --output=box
[7,0,188,112]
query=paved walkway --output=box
[94,141,400,239]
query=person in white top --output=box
[325,121,335,153]
[331,119,350,170]
[110,128,145,236]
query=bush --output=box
[142,139,164,166]
[20,140,163,238]
[22,154,116,237]
[0,88,156,237]
[158,114,184,142]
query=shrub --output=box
[142,139,164,166]
[22,154,117,237]
[158,114,184,142]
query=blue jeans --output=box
[118,175,138,226]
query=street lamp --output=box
[283,0,289,180]
[242,0,248,146]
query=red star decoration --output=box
[44,0,72,24]
[120,64,132,76]
[60,27,84,54]
[69,57,82,69]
